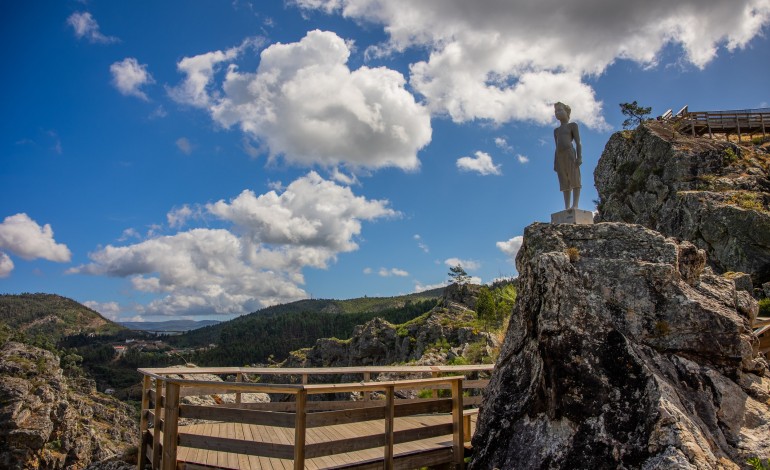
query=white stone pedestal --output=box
[551,208,594,225]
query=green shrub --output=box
[759,299,770,317]
[723,147,738,164]
[748,457,770,470]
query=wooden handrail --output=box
[138,366,488,469]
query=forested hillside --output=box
[176,292,443,366]
[0,293,125,348]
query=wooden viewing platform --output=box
[660,106,770,140]
[137,365,493,470]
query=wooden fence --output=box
[661,106,770,139]
[137,365,493,470]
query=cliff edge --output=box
[470,223,770,469]
[595,122,770,288]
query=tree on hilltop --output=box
[620,101,652,129]
[448,264,471,285]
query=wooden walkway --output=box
[660,106,769,139]
[152,413,477,469]
[137,365,492,470]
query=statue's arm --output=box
[553,129,558,171]
[571,122,582,165]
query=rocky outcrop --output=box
[471,223,770,469]
[283,283,497,368]
[595,122,770,288]
[0,342,137,470]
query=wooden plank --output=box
[306,406,386,428]
[180,405,295,428]
[235,373,242,406]
[394,398,452,417]
[161,382,180,470]
[305,433,387,459]
[178,432,294,460]
[393,423,454,444]
[451,378,464,469]
[384,385,395,470]
[138,375,151,470]
[294,389,307,470]
[152,379,163,470]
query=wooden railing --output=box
[137,365,493,470]
[661,106,770,139]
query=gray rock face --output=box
[594,122,770,287]
[0,342,137,470]
[283,284,496,369]
[470,223,770,470]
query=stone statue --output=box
[553,102,582,210]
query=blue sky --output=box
[2,0,769,322]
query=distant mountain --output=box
[0,293,125,343]
[120,319,221,332]
[172,288,446,365]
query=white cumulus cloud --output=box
[84,301,122,321]
[171,30,432,171]
[0,213,71,263]
[175,137,193,155]
[378,267,409,277]
[497,235,523,263]
[67,12,118,44]
[110,58,154,100]
[297,0,770,128]
[69,173,397,316]
[0,252,14,278]
[456,151,501,176]
[444,257,480,271]
[517,154,530,164]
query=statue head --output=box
[554,102,571,120]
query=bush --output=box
[759,298,770,317]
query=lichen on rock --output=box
[470,222,770,469]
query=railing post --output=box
[431,368,440,398]
[161,381,180,470]
[363,372,371,401]
[451,378,465,469]
[384,385,395,470]
[294,389,307,470]
[235,372,243,406]
[152,378,163,469]
[137,375,151,470]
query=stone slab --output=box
[551,208,594,225]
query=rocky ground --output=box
[0,342,138,470]
[471,223,770,469]
[595,122,770,290]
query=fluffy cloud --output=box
[297,0,770,128]
[110,58,154,100]
[0,214,71,263]
[171,30,432,170]
[70,173,396,316]
[497,235,523,263]
[0,252,13,278]
[175,137,193,155]
[456,151,501,176]
[517,154,530,164]
[444,257,480,271]
[67,12,118,44]
[378,267,409,277]
[84,301,122,321]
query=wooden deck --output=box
[660,106,770,139]
[137,365,492,470]
[151,413,477,469]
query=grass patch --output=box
[726,192,765,212]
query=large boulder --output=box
[470,223,770,469]
[595,122,770,287]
